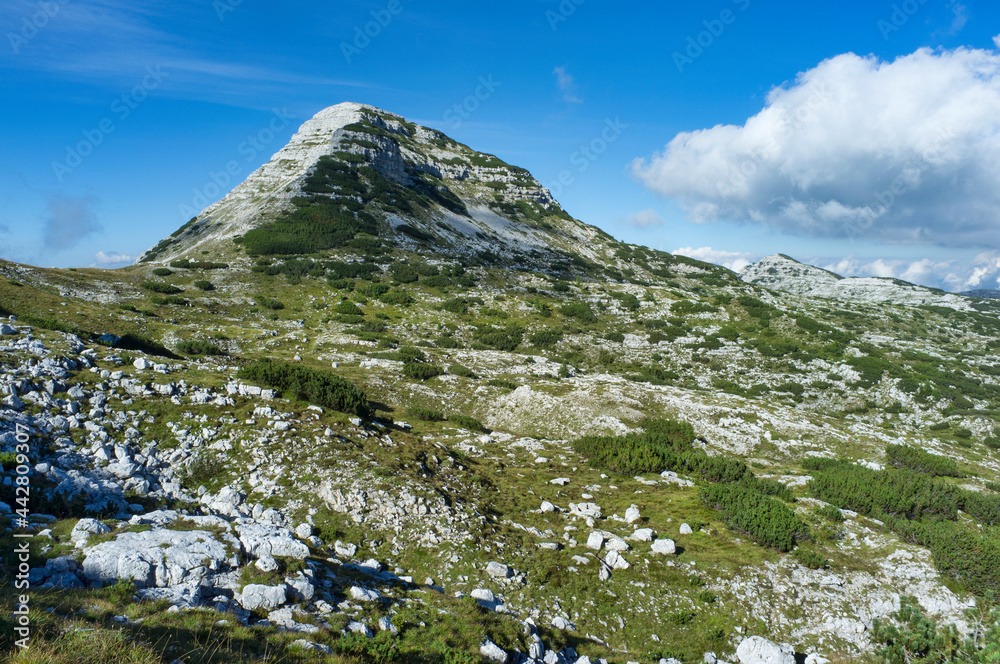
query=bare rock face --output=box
[736,636,796,664]
[82,529,236,588]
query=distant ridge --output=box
[962,289,1000,299]
[740,254,972,310]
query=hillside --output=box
[2,104,1000,664]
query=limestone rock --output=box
[736,636,795,664]
[236,523,309,560]
[651,539,677,555]
[240,584,288,612]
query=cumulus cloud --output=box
[621,209,663,228]
[631,44,1000,248]
[91,251,138,268]
[553,66,582,103]
[673,246,758,273]
[43,195,101,251]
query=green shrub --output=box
[959,490,1000,526]
[150,295,189,306]
[793,548,828,569]
[398,346,426,363]
[529,328,563,349]
[449,364,478,379]
[378,290,414,305]
[333,631,400,663]
[238,358,370,417]
[334,301,363,316]
[774,381,805,396]
[235,197,379,255]
[355,282,390,298]
[699,484,808,552]
[254,296,285,310]
[885,444,962,477]
[817,504,845,522]
[176,340,226,356]
[441,298,468,315]
[475,325,523,352]
[560,302,597,323]
[422,275,451,288]
[141,281,183,294]
[170,258,228,269]
[611,291,640,311]
[151,268,172,276]
[179,450,227,487]
[671,300,716,315]
[436,336,460,349]
[403,363,443,380]
[391,263,419,283]
[0,452,16,471]
[888,518,1000,598]
[448,414,483,431]
[808,464,959,521]
[106,578,137,605]
[604,332,625,343]
[193,279,214,291]
[629,365,679,386]
[488,379,517,390]
[871,597,973,664]
[408,406,444,421]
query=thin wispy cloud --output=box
[947,1,969,35]
[621,209,663,228]
[43,195,101,251]
[0,0,376,110]
[553,66,582,103]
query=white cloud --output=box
[631,44,1000,249]
[553,66,582,104]
[673,246,757,273]
[621,209,663,228]
[92,251,137,268]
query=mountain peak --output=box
[138,102,622,271]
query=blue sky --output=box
[2,0,999,291]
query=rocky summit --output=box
[2,103,1000,663]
